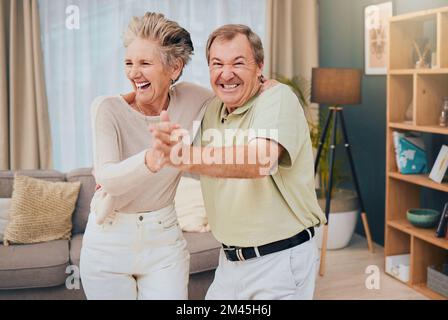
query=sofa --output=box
[0,168,221,300]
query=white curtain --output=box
[265,0,319,80]
[264,0,319,125]
[37,0,266,172]
[1,0,53,170]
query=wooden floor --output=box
[314,234,427,300]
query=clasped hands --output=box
[145,111,189,173]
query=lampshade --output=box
[311,68,362,105]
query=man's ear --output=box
[257,63,264,78]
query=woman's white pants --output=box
[80,204,190,300]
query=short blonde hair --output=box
[123,12,194,81]
[206,24,264,66]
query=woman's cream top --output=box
[90,82,213,221]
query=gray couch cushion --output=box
[0,170,65,198]
[66,168,95,235]
[69,234,82,267]
[0,240,70,289]
[69,232,220,275]
[184,232,220,274]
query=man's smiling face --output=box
[208,33,264,112]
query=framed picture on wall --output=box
[364,2,393,75]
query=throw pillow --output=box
[3,175,81,246]
[0,198,11,243]
[175,177,210,233]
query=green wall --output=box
[318,0,448,246]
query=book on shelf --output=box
[429,145,448,183]
[436,202,448,238]
[392,131,427,174]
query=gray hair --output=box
[123,12,194,81]
[206,24,264,66]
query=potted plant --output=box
[276,75,359,249]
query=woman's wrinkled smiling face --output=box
[125,38,180,108]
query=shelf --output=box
[417,68,448,74]
[388,172,448,193]
[389,68,448,75]
[389,69,415,75]
[413,283,448,300]
[390,8,442,22]
[386,6,448,301]
[384,271,410,285]
[387,219,448,250]
[389,122,448,135]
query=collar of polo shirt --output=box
[220,94,258,122]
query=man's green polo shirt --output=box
[198,84,326,247]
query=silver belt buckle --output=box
[236,248,245,261]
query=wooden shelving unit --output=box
[389,122,448,135]
[386,6,448,300]
[388,172,448,193]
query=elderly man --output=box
[151,24,326,300]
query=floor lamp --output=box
[311,68,374,277]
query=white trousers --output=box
[206,237,319,300]
[80,204,190,300]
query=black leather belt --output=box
[222,227,314,262]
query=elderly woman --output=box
[79,12,213,300]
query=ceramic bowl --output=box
[406,209,440,228]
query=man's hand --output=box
[121,91,136,105]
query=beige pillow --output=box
[3,175,81,246]
[0,198,11,243]
[175,177,210,233]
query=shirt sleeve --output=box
[91,97,153,196]
[175,82,214,146]
[248,85,310,168]
[190,101,209,146]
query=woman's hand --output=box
[260,78,279,93]
[149,111,187,169]
[145,148,165,173]
[121,91,136,105]
[146,110,182,173]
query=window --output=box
[38,0,266,171]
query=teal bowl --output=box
[406,209,440,228]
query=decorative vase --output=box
[405,100,414,123]
[314,189,359,250]
[412,37,431,69]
